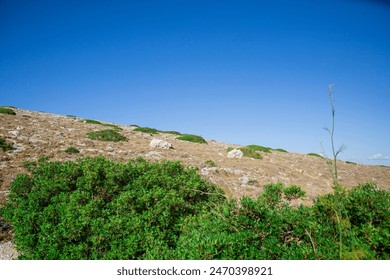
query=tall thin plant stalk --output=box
[324,84,346,191]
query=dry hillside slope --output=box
[1,107,389,204]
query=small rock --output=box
[150,139,173,149]
[227,149,243,159]
[9,130,20,137]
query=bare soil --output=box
[1,107,390,258]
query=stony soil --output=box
[1,107,390,259]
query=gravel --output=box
[0,241,19,260]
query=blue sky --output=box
[1,0,389,166]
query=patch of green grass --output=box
[247,179,258,186]
[346,161,357,165]
[274,148,288,153]
[87,129,127,142]
[240,147,263,159]
[161,130,181,135]
[176,134,207,144]
[83,119,102,125]
[204,160,217,167]
[82,119,122,130]
[0,107,16,115]
[246,145,271,153]
[64,147,80,154]
[133,127,159,134]
[227,146,263,159]
[307,153,324,158]
[0,137,13,152]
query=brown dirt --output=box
[1,107,390,250]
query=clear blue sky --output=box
[1,0,389,166]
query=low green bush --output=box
[246,145,271,153]
[0,107,16,115]
[133,127,159,134]
[1,157,224,259]
[83,119,122,130]
[274,148,288,153]
[161,131,181,135]
[64,147,80,154]
[84,119,102,125]
[0,137,13,152]
[307,153,323,158]
[239,147,263,159]
[283,185,306,200]
[176,134,207,144]
[87,130,127,142]
[204,160,216,167]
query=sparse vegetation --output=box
[0,107,16,115]
[247,179,258,186]
[246,145,271,153]
[346,161,357,165]
[83,119,122,130]
[307,153,323,158]
[64,147,80,154]
[176,134,207,144]
[83,119,102,125]
[274,148,288,153]
[161,130,181,135]
[87,129,127,142]
[240,147,263,159]
[0,137,13,152]
[204,160,217,167]
[227,146,263,159]
[283,185,306,200]
[133,127,159,134]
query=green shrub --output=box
[64,147,80,154]
[346,161,357,165]
[240,147,262,159]
[87,130,127,142]
[161,131,181,135]
[133,127,159,134]
[0,157,224,259]
[0,107,16,115]
[283,185,306,200]
[0,137,13,152]
[84,119,102,125]
[176,134,207,144]
[247,179,258,186]
[246,145,271,153]
[83,119,122,130]
[307,153,323,158]
[204,160,216,167]
[274,148,288,153]
[227,146,262,159]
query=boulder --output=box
[149,139,173,149]
[227,148,243,159]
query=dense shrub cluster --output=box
[1,157,389,260]
[87,129,127,142]
[176,134,207,144]
[0,107,16,115]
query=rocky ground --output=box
[1,107,390,259]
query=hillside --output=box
[1,107,390,259]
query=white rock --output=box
[9,130,20,137]
[150,139,173,149]
[227,148,243,159]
